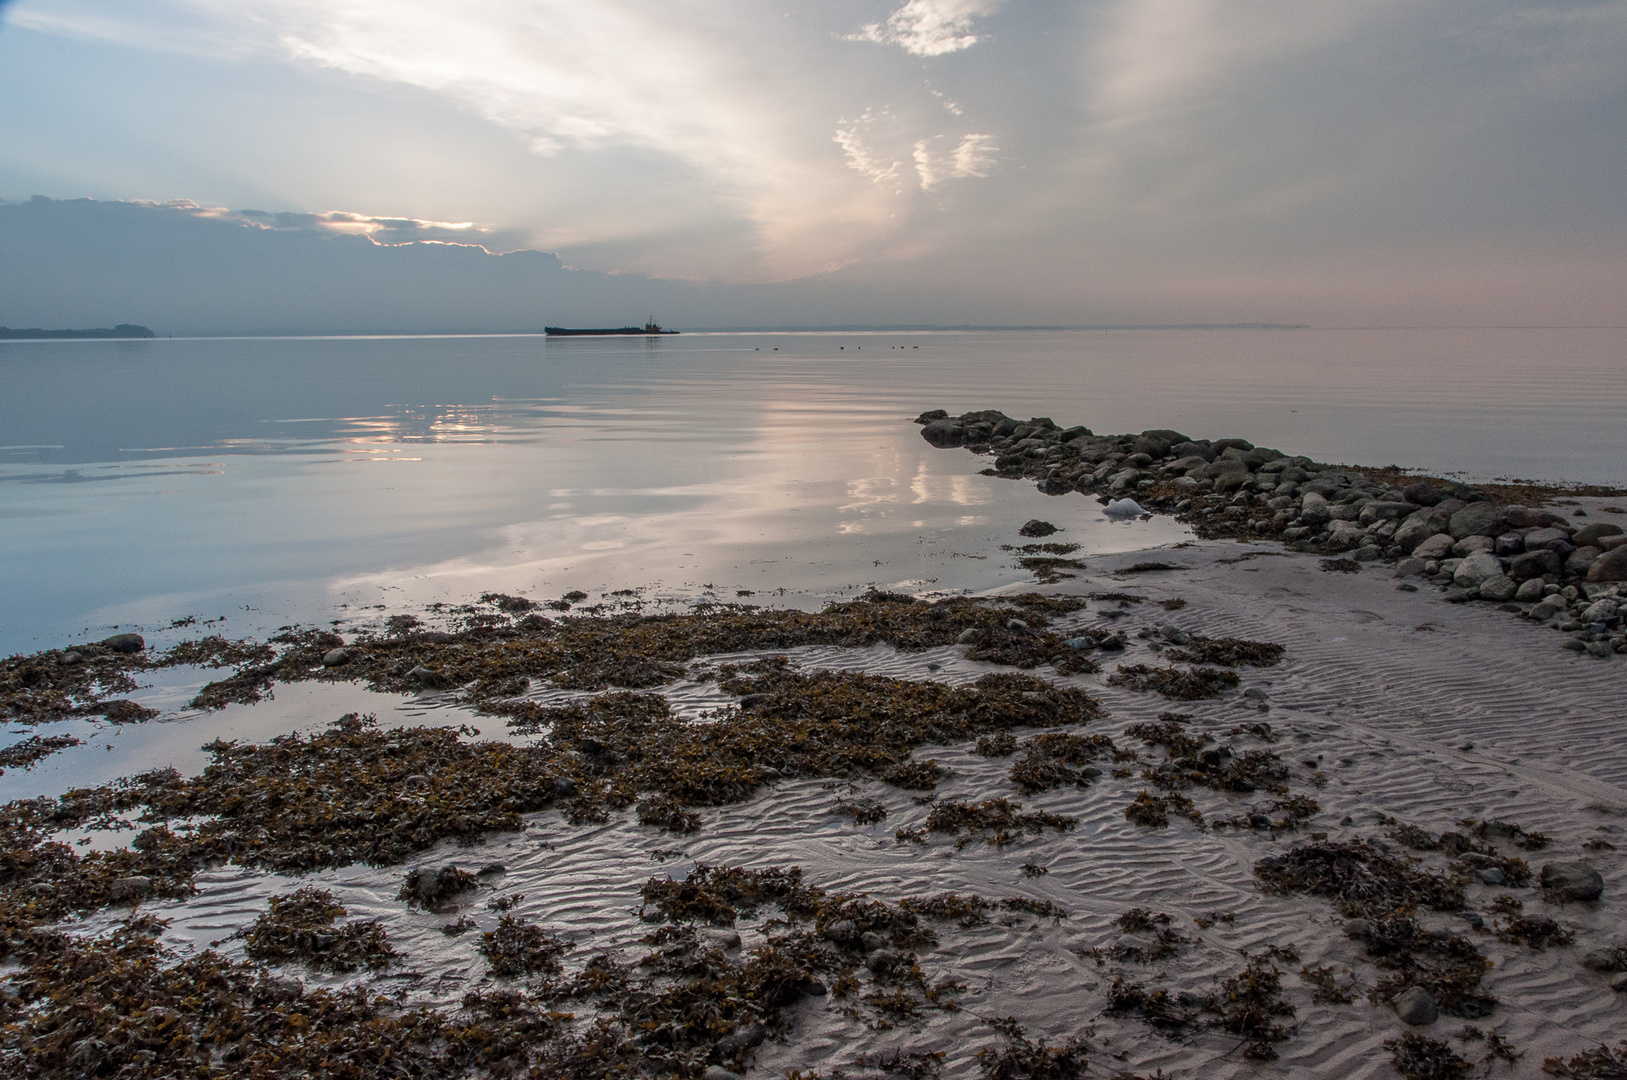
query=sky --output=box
[2,0,1626,331]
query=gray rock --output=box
[1402,482,1443,506]
[101,633,145,654]
[1392,986,1438,1026]
[1568,546,1603,576]
[1510,548,1562,581]
[1449,502,1506,539]
[714,1023,766,1054]
[956,627,980,644]
[108,876,153,903]
[866,948,903,974]
[1515,578,1547,602]
[1588,641,1614,659]
[705,929,743,950]
[1541,861,1604,902]
[1588,547,1627,583]
[1494,532,1526,555]
[1358,501,1413,527]
[1394,558,1428,577]
[1582,598,1620,621]
[824,919,858,943]
[1478,867,1506,886]
[1524,526,1572,549]
[1019,519,1059,537]
[1452,535,1496,556]
[321,648,350,667]
[1299,493,1332,526]
[1612,973,1627,993]
[1394,516,1438,552]
[406,664,436,682]
[1412,533,1455,560]
[60,650,83,664]
[1243,687,1268,700]
[1575,523,1624,547]
[1603,534,1627,552]
[1454,551,1504,589]
[419,631,457,643]
[1478,575,1518,602]
[860,931,889,952]
[705,1068,743,1080]
[920,420,966,447]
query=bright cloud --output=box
[848,0,1003,57]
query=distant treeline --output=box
[0,324,156,339]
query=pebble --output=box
[1392,985,1438,1026]
[1541,861,1604,901]
[108,876,153,903]
[101,633,145,654]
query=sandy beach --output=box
[4,408,1626,1079]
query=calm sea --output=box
[2,328,1624,656]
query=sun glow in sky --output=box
[2,0,1626,327]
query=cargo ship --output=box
[544,322,678,336]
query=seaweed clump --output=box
[1544,1043,1627,1078]
[177,592,1098,707]
[1107,664,1240,700]
[1255,840,1467,917]
[480,914,573,977]
[1164,636,1285,668]
[925,799,1078,849]
[241,887,396,973]
[976,1016,1090,1080]
[0,733,81,773]
[1124,791,1204,829]
[1008,732,1124,794]
[1388,1033,1472,1080]
[639,864,824,926]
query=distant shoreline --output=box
[0,324,155,340]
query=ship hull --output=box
[544,326,679,336]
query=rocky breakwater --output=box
[916,409,1627,658]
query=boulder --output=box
[1411,533,1455,560]
[1575,523,1624,547]
[1509,548,1562,582]
[1494,532,1526,556]
[1452,535,1496,557]
[1454,551,1504,589]
[1358,501,1413,527]
[1479,575,1518,602]
[1402,482,1443,506]
[1582,598,1620,622]
[1449,502,1506,539]
[1392,986,1438,1026]
[1524,526,1573,550]
[1541,861,1604,902]
[1212,438,1254,452]
[321,648,350,667]
[1019,519,1059,537]
[919,420,966,447]
[1170,440,1215,462]
[1299,493,1332,526]
[1568,546,1603,577]
[1588,547,1627,583]
[1505,505,1560,528]
[1132,434,1171,458]
[1603,534,1627,552]
[1514,578,1547,602]
[101,633,145,654]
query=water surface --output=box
[2,327,1623,656]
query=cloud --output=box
[848,0,1003,57]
